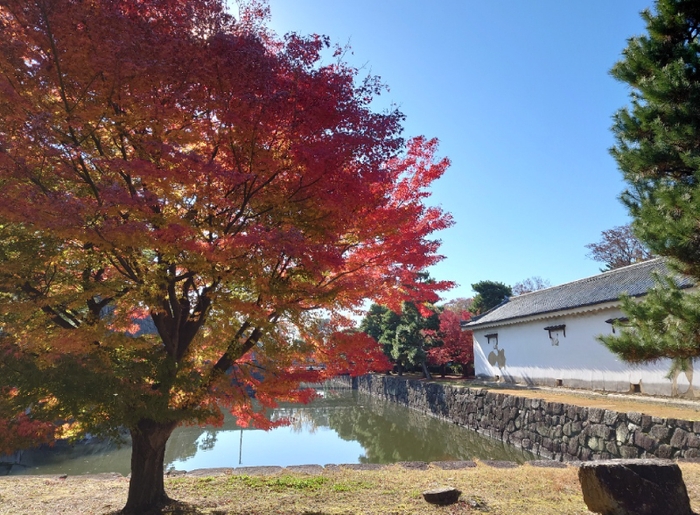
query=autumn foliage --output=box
[0,0,451,511]
[427,309,474,375]
[0,389,56,456]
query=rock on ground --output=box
[422,486,461,506]
[578,459,693,515]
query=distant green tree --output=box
[359,304,393,359]
[470,281,512,314]
[601,0,700,379]
[359,302,439,377]
[390,302,440,378]
[379,309,403,370]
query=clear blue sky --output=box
[263,0,651,302]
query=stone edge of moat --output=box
[343,374,700,462]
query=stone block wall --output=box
[345,374,700,462]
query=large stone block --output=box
[656,444,673,459]
[589,423,613,440]
[686,433,700,449]
[549,402,563,415]
[619,446,639,459]
[615,424,630,445]
[589,407,605,424]
[648,425,669,442]
[671,428,689,449]
[684,448,700,459]
[605,442,618,456]
[633,432,657,452]
[627,412,642,425]
[604,410,622,426]
[578,459,693,515]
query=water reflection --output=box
[327,394,533,463]
[3,388,534,475]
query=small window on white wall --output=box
[543,324,565,346]
[485,333,498,346]
[605,317,629,334]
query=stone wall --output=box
[344,374,700,462]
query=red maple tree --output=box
[427,310,474,376]
[0,0,452,511]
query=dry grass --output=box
[2,461,700,515]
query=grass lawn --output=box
[5,460,700,514]
[2,461,700,514]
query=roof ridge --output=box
[465,257,688,328]
[513,258,664,298]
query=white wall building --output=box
[463,259,696,397]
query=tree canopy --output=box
[511,276,551,296]
[441,297,473,313]
[0,1,452,511]
[359,302,440,377]
[426,309,474,377]
[601,0,700,373]
[610,0,700,277]
[585,224,651,271]
[469,280,512,314]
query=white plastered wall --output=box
[472,305,696,397]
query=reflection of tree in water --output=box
[9,387,534,474]
[269,388,354,432]
[166,388,355,465]
[164,426,221,466]
[261,389,535,464]
[326,393,535,464]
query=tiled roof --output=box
[463,258,693,328]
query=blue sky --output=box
[264,0,652,302]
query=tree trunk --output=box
[462,362,474,378]
[421,360,433,381]
[122,419,178,514]
[397,361,403,376]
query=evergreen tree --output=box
[602,0,700,368]
[470,281,512,314]
[390,302,440,378]
[359,302,439,376]
[380,308,404,370]
[359,304,392,358]
[611,0,700,275]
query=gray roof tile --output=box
[463,258,693,328]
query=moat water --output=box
[2,387,535,475]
